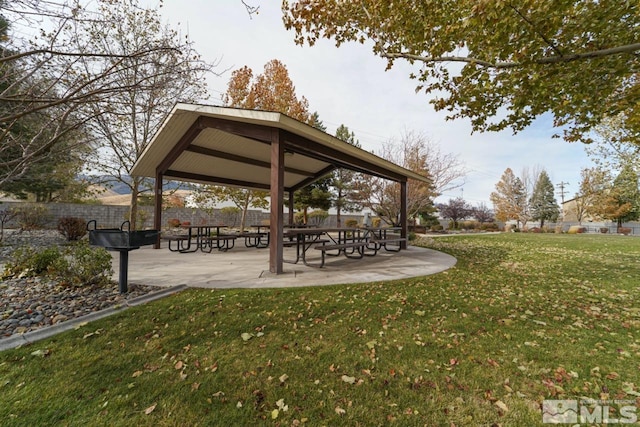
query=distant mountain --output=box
[83,175,187,195]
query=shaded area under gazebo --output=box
[131,103,431,274]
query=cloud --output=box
[151,1,594,206]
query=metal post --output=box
[118,250,129,294]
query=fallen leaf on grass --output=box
[241,333,253,341]
[174,361,183,370]
[276,398,288,411]
[144,403,157,415]
[622,382,640,397]
[335,406,346,415]
[494,400,508,413]
[341,375,356,384]
[132,370,143,378]
[279,374,289,384]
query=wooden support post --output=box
[288,190,295,226]
[154,172,163,249]
[400,180,408,250]
[269,130,284,274]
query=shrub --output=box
[293,212,305,225]
[3,246,62,277]
[57,217,87,241]
[408,231,417,241]
[567,226,587,234]
[0,206,18,242]
[460,220,479,230]
[431,224,444,231]
[345,219,359,228]
[600,227,609,234]
[167,218,181,228]
[555,225,563,234]
[372,217,381,228]
[308,210,329,226]
[181,221,191,227]
[14,204,50,230]
[618,227,632,235]
[2,241,113,286]
[480,222,499,231]
[52,241,113,286]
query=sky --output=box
[144,1,595,207]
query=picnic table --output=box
[362,226,405,252]
[283,227,376,267]
[234,226,270,248]
[164,225,235,253]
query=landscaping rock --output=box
[0,229,159,339]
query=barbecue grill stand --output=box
[87,220,159,293]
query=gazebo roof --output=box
[130,103,430,190]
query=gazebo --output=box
[130,103,431,274]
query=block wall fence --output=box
[0,202,364,230]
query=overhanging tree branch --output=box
[381,43,640,69]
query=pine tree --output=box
[529,170,559,228]
[332,124,361,227]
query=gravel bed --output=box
[0,229,159,339]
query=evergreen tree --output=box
[332,124,361,227]
[529,170,560,227]
[292,113,332,223]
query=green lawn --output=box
[1,233,639,426]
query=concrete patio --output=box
[113,243,457,289]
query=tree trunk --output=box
[336,206,342,228]
[240,196,250,232]
[129,183,140,230]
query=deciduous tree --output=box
[490,168,528,227]
[223,59,310,123]
[354,132,435,226]
[282,1,640,143]
[609,163,640,227]
[192,186,269,232]
[0,0,199,187]
[472,202,494,224]
[574,167,610,223]
[436,197,472,229]
[80,0,214,229]
[222,58,321,224]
